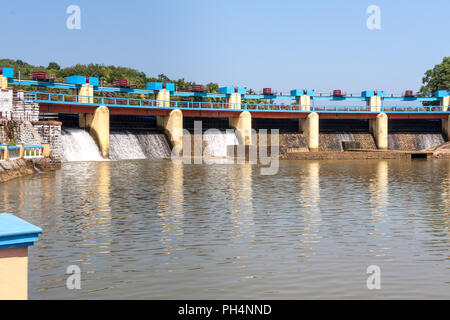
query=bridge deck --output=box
[26,91,450,119]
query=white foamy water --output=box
[202,131,239,157]
[62,129,171,161]
[388,133,445,150]
[109,131,147,160]
[134,132,171,158]
[61,128,105,162]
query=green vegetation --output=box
[419,56,450,105]
[0,59,268,103]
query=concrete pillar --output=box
[42,143,50,157]
[78,113,87,129]
[18,143,24,158]
[296,95,311,111]
[77,84,94,127]
[0,76,7,90]
[156,89,170,107]
[299,112,319,151]
[78,84,94,104]
[229,111,252,146]
[0,213,42,300]
[367,96,382,112]
[442,115,450,140]
[227,93,241,109]
[441,96,449,112]
[157,109,183,155]
[1,144,9,160]
[85,106,110,158]
[369,113,388,150]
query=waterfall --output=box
[62,129,171,162]
[109,131,146,160]
[319,132,377,151]
[202,131,239,157]
[134,132,171,158]
[389,133,445,150]
[109,130,171,160]
[416,134,445,150]
[61,128,104,162]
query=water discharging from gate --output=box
[61,128,104,162]
[62,129,172,161]
[388,133,445,151]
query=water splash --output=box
[61,128,105,162]
[388,133,445,150]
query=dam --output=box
[0,68,450,300]
[1,69,449,160]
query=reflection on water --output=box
[298,162,321,258]
[0,159,448,299]
[369,161,390,258]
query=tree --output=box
[418,57,450,106]
[47,62,61,70]
[420,56,450,96]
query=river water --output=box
[0,159,448,299]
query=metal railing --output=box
[23,91,450,114]
[23,145,44,158]
[0,144,47,161]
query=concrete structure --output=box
[77,84,94,129]
[0,213,42,300]
[33,121,63,160]
[5,77,450,153]
[367,96,382,112]
[0,76,7,90]
[291,90,314,111]
[82,106,110,158]
[227,93,241,109]
[78,84,94,104]
[362,90,385,112]
[229,111,252,146]
[299,112,319,151]
[157,109,183,155]
[297,95,311,111]
[369,113,388,149]
[156,89,170,107]
[0,89,13,117]
[42,143,50,157]
[0,90,39,121]
[441,95,449,112]
[443,115,450,139]
[220,87,245,109]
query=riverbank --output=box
[0,158,61,184]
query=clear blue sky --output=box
[1,0,449,95]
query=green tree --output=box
[420,57,450,96]
[47,62,60,70]
[419,57,450,106]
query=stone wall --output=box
[0,119,41,145]
[0,89,13,117]
[0,89,39,121]
[11,100,40,121]
[32,121,63,160]
[0,119,62,160]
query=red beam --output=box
[387,113,448,119]
[38,103,449,119]
[318,113,378,119]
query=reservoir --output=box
[0,159,448,299]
